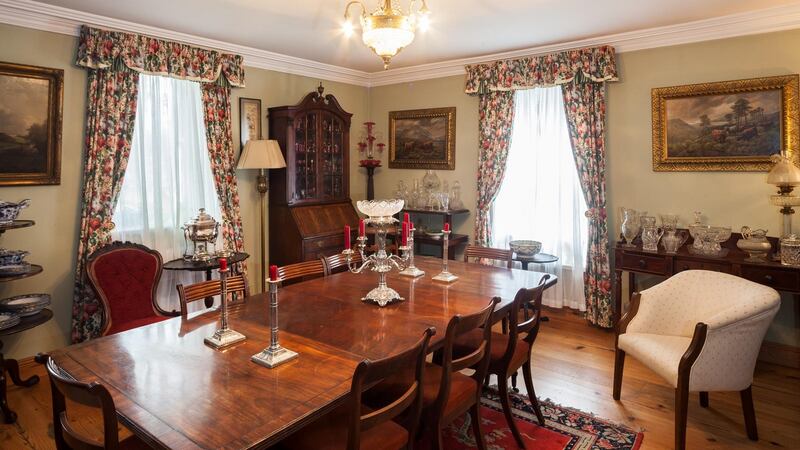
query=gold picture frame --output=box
[389,107,456,170]
[652,75,799,171]
[0,61,63,186]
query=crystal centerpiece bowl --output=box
[357,199,404,225]
[509,240,542,256]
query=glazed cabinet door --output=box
[292,112,318,202]
[320,112,346,200]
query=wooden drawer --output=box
[674,258,730,274]
[619,253,668,275]
[740,266,800,291]
[303,234,343,255]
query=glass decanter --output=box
[620,208,641,248]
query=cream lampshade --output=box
[237,139,286,293]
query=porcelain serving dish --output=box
[0,262,31,276]
[0,199,30,225]
[0,249,29,266]
[0,294,50,317]
[0,312,20,331]
[509,240,542,256]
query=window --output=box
[112,74,221,310]
[491,86,588,310]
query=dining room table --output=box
[49,256,557,450]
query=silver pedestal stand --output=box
[204,266,246,349]
[399,223,425,278]
[251,279,298,368]
[343,216,411,307]
[432,230,458,283]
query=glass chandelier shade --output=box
[345,0,431,69]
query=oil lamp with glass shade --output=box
[767,153,800,258]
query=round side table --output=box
[164,252,249,307]
[514,252,559,270]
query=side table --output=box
[514,253,559,270]
[164,252,249,307]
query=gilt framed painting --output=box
[652,75,799,171]
[389,107,456,170]
[0,62,63,186]
[239,97,261,150]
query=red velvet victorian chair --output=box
[87,241,177,336]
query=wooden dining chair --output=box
[323,252,363,276]
[281,327,435,450]
[463,245,513,269]
[45,356,148,450]
[176,275,249,317]
[454,275,551,448]
[276,258,326,286]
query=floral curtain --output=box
[561,81,613,328]
[76,25,245,87]
[201,83,245,255]
[466,45,617,327]
[71,69,140,342]
[72,26,246,342]
[475,91,515,246]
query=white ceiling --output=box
[24,0,800,72]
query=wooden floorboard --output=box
[2,307,798,449]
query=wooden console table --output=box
[613,231,799,326]
[399,208,469,259]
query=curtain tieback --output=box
[584,207,606,221]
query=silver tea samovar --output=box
[183,208,220,261]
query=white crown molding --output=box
[2,0,800,88]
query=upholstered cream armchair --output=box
[613,270,780,450]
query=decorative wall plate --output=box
[0,262,31,276]
[0,293,50,317]
[0,312,21,331]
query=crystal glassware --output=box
[780,234,800,266]
[450,181,463,209]
[660,214,678,233]
[620,208,641,248]
[662,230,688,253]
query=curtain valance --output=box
[464,45,617,94]
[76,25,245,88]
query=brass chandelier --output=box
[344,0,431,69]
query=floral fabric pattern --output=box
[467,45,617,327]
[475,91,515,246]
[76,25,245,88]
[71,69,140,342]
[562,81,614,328]
[465,45,617,94]
[202,84,245,256]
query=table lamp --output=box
[237,139,286,293]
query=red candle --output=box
[358,219,365,237]
[344,225,351,249]
[269,264,278,281]
[403,212,410,224]
[401,221,409,246]
[218,257,228,271]
[409,221,414,231]
[444,222,450,232]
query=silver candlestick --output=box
[251,279,298,368]
[204,265,246,349]
[399,223,425,278]
[432,230,458,283]
[344,200,412,307]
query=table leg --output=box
[614,269,623,326]
[204,269,214,308]
[0,341,34,424]
[628,271,636,299]
[521,261,530,271]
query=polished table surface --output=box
[51,256,557,450]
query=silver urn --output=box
[182,208,220,261]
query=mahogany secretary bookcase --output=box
[268,86,359,266]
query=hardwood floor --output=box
[2,307,798,449]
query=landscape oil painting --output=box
[389,107,455,170]
[0,62,62,185]
[652,75,798,171]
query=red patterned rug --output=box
[440,387,644,449]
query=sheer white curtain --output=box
[492,86,589,310]
[112,74,221,312]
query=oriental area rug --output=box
[439,387,644,450]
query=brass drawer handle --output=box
[764,274,773,282]
[638,259,647,269]
[316,241,324,248]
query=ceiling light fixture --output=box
[343,0,431,70]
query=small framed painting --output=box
[389,107,456,170]
[239,97,262,150]
[0,62,63,186]
[652,75,799,171]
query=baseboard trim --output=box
[759,341,800,369]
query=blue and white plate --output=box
[0,294,50,317]
[0,312,20,331]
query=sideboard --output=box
[613,231,799,326]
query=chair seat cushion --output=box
[106,315,170,336]
[421,363,480,422]
[617,332,692,388]
[453,329,528,374]
[280,403,408,450]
